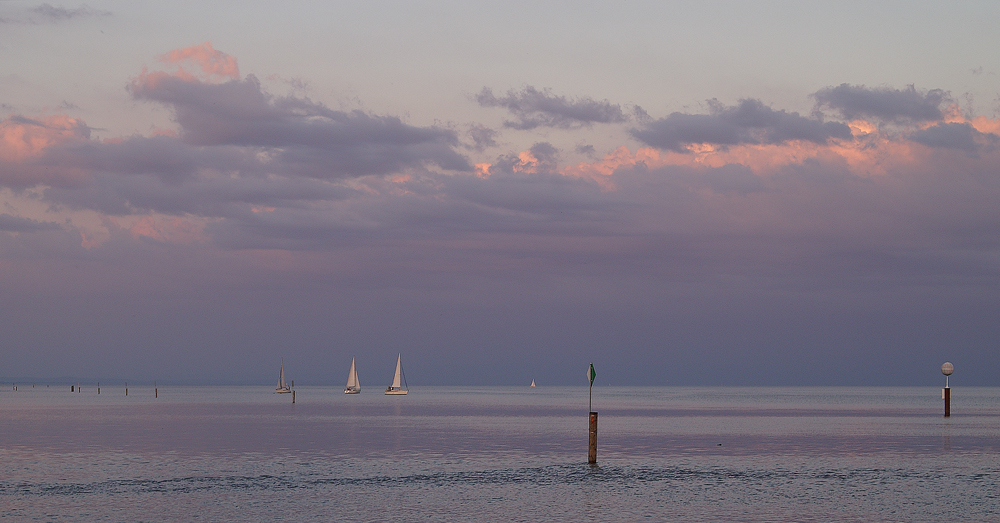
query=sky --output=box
[2,1,999,386]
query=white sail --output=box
[345,357,361,394]
[391,354,402,388]
[276,359,291,393]
[530,379,535,387]
[385,353,408,395]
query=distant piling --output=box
[942,362,954,417]
[98,382,100,394]
[292,390,296,404]
[588,411,598,464]
[587,362,598,464]
[125,382,128,396]
[155,381,158,399]
[71,385,74,392]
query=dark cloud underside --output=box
[909,122,998,152]
[476,86,635,130]
[631,98,852,152]
[0,213,61,232]
[129,74,471,178]
[813,84,949,122]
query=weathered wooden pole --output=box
[943,387,950,417]
[125,382,128,396]
[589,411,598,463]
[587,362,597,464]
[155,381,158,399]
[98,382,100,394]
[292,390,296,404]
[941,362,953,417]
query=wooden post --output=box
[125,383,128,396]
[155,381,158,398]
[588,412,598,463]
[292,390,296,404]
[71,385,74,392]
[944,387,950,417]
[98,382,100,394]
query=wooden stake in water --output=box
[941,362,954,417]
[587,362,598,464]
[589,411,598,464]
[155,381,157,399]
[292,390,296,404]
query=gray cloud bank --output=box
[0,3,112,24]
[476,86,641,130]
[3,77,1000,386]
[631,99,852,151]
[814,84,950,122]
[128,74,471,178]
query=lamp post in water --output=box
[941,362,953,417]
[588,363,597,464]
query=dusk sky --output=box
[2,1,999,386]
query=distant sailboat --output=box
[276,359,291,393]
[530,379,535,387]
[385,353,408,395]
[344,357,361,394]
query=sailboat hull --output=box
[385,389,408,395]
[344,387,360,394]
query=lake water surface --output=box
[1,385,997,521]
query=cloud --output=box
[0,44,478,248]
[158,42,240,82]
[476,86,636,130]
[128,69,470,178]
[19,3,112,23]
[0,213,61,232]
[813,84,949,122]
[487,142,561,176]
[6,57,1000,291]
[5,64,1000,387]
[631,98,852,152]
[0,113,93,187]
[465,124,498,151]
[909,122,999,152]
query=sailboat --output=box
[384,353,408,395]
[344,357,361,394]
[276,359,291,393]
[530,379,535,388]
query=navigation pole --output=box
[588,362,598,464]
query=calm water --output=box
[1,385,997,522]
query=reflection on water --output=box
[1,386,998,521]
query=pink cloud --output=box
[125,216,207,244]
[0,113,93,188]
[559,113,1000,187]
[158,42,240,82]
[0,113,89,162]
